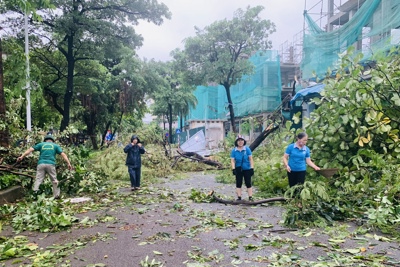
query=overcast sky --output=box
[135,0,325,61]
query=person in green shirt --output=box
[17,135,73,199]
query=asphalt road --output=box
[2,173,400,267]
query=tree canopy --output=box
[182,5,276,133]
[148,59,197,143]
[1,0,171,131]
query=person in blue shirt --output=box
[282,132,320,187]
[231,135,254,201]
[105,130,112,144]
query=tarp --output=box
[290,83,325,105]
[180,130,206,154]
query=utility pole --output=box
[24,2,32,131]
[0,32,10,147]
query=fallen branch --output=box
[269,229,297,233]
[170,156,181,168]
[175,150,223,168]
[0,165,35,180]
[209,190,286,206]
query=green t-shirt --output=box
[32,142,63,165]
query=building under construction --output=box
[181,0,400,149]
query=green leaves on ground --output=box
[10,195,78,233]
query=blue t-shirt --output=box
[284,143,310,171]
[230,146,252,170]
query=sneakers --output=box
[236,196,242,201]
[131,187,141,191]
[249,196,253,201]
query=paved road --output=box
[2,173,400,266]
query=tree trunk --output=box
[84,110,99,150]
[175,150,223,168]
[224,84,236,133]
[86,116,99,150]
[113,112,124,141]
[0,37,9,147]
[248,123,280,151]
[211,190,286,205]
[101,121,112,147]
[90,135,98,150]
[60,36,75,131]
[168,103,173,144]
[179,110,183,130]
[247,94,293,151]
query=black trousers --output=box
[287,170,306,187]
[128,166,141,187]
[235,168,252,188]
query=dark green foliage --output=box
[281,48,400,234]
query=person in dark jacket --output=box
[124,135,145,191]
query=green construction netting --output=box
[302,0,400,79]
[188,50,282,121]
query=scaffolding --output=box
[300,0,400,78]
[187,51,282,122]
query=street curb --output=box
[0,185,24,205]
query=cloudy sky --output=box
[135,0,325,61]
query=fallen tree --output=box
[210,190,286,206]
[248,93,292,151]
[248,123,280,151]
[172,150,223,169]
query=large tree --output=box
[182,6,275,133]
[149,60,197,143]
[171,49,198,131]
[174,84,197,131]
[1,0,171,131]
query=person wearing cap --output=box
[282,132,320,187]
[124,135,145,191]
[231,135,254,201]
[17,135,73,199]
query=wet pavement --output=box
[2,173,400,266]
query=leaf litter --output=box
[1,173,399,266]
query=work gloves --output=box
[249,169,254,176]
